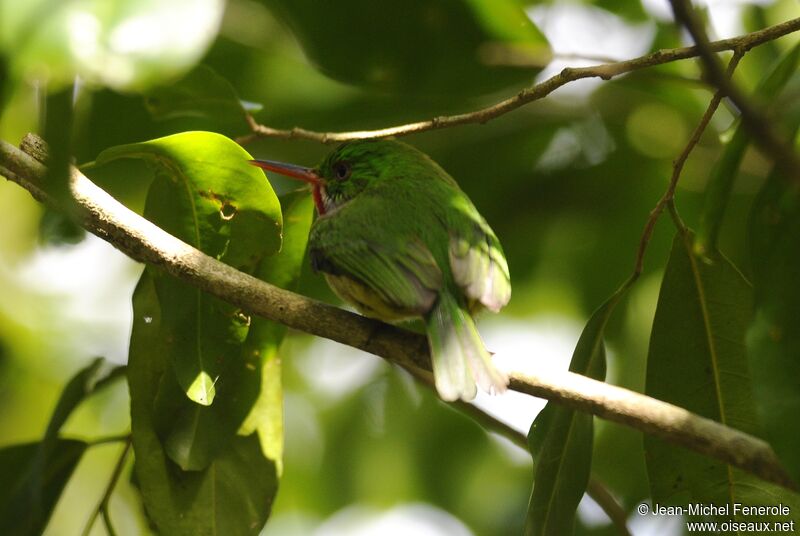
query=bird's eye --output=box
[333,162,351,180]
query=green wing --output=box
[309,212,442,316]
[448,209,511,313]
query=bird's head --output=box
[250,139,433,215]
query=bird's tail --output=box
[426,292,508,402]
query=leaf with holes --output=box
[97,131,281,406]
[163,190,313,471]
[645,231,800,521]
[129,274,279,536]
[129,191,312,534]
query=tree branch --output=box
[0,136,795,491]
[669,1,800,179]
[236,17,800,145]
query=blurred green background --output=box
[0,0,798,534]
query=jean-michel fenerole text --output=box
[651,503,791,519]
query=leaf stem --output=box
[88,433,132,447]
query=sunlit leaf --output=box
[128,190,311,533]
[129,273,278,536]
[0,0,224,90]
[96,131,282,266]
[525,292,620,536]
[260,0,551,95]
[164,190,312,471]
[645,231,800,520]
[98,131,281,406]
[238,189,314,472]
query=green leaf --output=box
[129,274,278,536]
[0,0,224,91]
[0,440,87,536]
[525,406,591,536]
[38,208,86,246]
[645,231,800,520]
[695,43,800,255]
[42,86,74,204]
[128,191,313,534]
[260,0,551,96]
[525,291,623,536]
[747,134,800,483]
[163,189,312,471]
[96,131,282,267]
[43,358,125,441]
[0,357,122,535]
[592,0,648,21]
[98,131,282,406]
[144,65,254,136]
[238,189,314,473]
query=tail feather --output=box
[427,293,508,402]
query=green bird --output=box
[251,140,510,401]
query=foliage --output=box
[0,0,799,535]
[525,288,621,535]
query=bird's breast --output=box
[324,273,419,322]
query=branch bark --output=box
[237,17,800,145]
[0,135,795,491]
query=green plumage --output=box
[270,140,510,401]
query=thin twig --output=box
[453,400,527,448]
[632,50,744,276]
[0,136,794,491]
[587,478,632,536]
[236,17,800,145]
[669,1,800,180]
[88,434,132,447]
[81,438,132,536]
